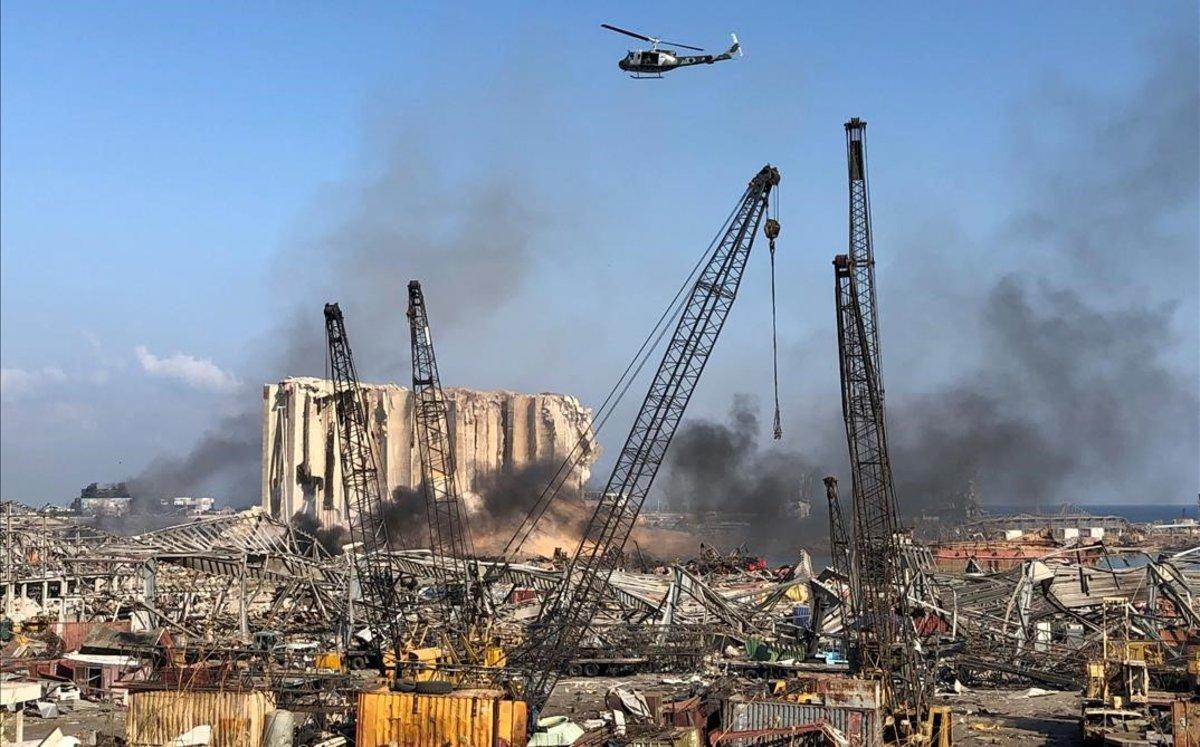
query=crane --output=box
[806,476,855,660]
[824,475,854,612]
[407,280,479,628]
[513,164,780,715]
[324,302,407,678]
[833,118,930,736]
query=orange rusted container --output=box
[357,688,528,747]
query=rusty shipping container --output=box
[721,696,882,747]
[357,688,528,747]
[1176,700,1200,747]
[125,689,276,747]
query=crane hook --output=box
[765,218,782,440]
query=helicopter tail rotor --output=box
[729,33,742,57]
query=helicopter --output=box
[601,24,741,78]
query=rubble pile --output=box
[2,500,1199,745]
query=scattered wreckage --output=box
[2,501,1198,745]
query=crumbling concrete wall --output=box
[261,377,595,529]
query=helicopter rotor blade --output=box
[660,40,705,52]
[601,23,656,44]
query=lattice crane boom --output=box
[824,475,855,613]
[323,302,407,674]
[845,118,885,392]
[834,118,929,729]
[515,164,780,714]
[407,280,479,627]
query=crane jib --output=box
[515,164,779,713]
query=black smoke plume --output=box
[376,486,427,549]
[126,88,560,508]
[290,511,348,556]
[373,460,588,554]
[880,32,1198,511]
[663,396,821,555]
[888,277,1197,510]
[467,460,589,543]
[126,410,261,511]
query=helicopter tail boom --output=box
[704,34,741,64]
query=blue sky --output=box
[2,2,1197,507]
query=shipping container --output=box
[1175,700,1200,747]
[125,689,276,747]
[721,696,882,747]
[357,687,528,747]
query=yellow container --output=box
[126,689,275,747]
[357,688,528,747]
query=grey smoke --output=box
[128,102,556,506]
[889,277,1197,510]
[274,150,544,377]
[127,409,261,509]
[884,32,1198,510]
[669,32,1198,534]
[126,31,1198,521]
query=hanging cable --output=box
[764,190,782,440]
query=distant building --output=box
[73,482,132,516]
[162,496,215,515]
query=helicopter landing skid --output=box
[629,73,664,79]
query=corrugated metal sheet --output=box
[125,689,276,747]
[722,696,882,747]
[357,688,528,747]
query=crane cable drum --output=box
[764,188,782,440]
